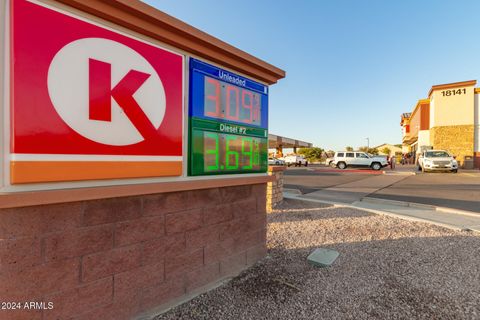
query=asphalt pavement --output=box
[368,170,480,213]
[300,173,411,204]
[284,166,378,194]
[284,165,480,213]
[354,197,480,232]
[283,164,480,232]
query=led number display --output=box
[188,59,269,176]
[189,58,268,129]
[190,129,268,175]
[204,76,262,126]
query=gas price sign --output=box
[203,77,262,126]
[189,59,268,176]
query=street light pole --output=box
[366,137,369,149]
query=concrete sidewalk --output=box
[284,169,480,232]
[299,173,412,204]
[283,194,480,233]
[354,198,480,232]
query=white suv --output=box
[418,150,458,173]
[284,155,308,167]
[331,151,388,170]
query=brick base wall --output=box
[267,166,286,212]
[0,183,267,320]
[430,125,474,167]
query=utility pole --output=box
[366,137,369,149]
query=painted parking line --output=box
[460,173,480,177]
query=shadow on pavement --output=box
[284,184,321,194]
[273,198,331,210]
[270,205,373,222]
[381,183,480,191]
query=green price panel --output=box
[190,129,268,176]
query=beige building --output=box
[373,143,402,156]
[401,80,480,168]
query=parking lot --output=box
[284,165,480,213]
[283,166,375,194]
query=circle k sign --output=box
[10,0,184,183]
[48,38,166,146]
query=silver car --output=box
[418,150,458,173]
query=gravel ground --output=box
[155,198,480,320]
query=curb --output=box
[360,197,480,218]
[283,188,302,195]
[311,168,384,174]
[383,171,416,176]
[435,206,480,217]
[360,197,433,209]
[282,194,346,208]
[307,167,416,176]
[414,170,480,175]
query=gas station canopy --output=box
[268,133,312,149]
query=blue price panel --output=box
[189,58,268,129]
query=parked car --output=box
[284,155,308,167]
[268,157,285,165]
[417,150,458,173]
[331,151,388,170]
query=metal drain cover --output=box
[307,248,339,267]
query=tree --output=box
[298,147,324,162]
[345,146,354,151]
[326,150,335,157]
[380,147,391,155]
[358,146,379,155]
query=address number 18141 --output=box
[441,88,466,96]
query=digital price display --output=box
[203,76,262,126]
[190,120,268,175]
[189,59,268,176]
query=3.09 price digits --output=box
[204,77,261,126]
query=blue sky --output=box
[145,0,480,151]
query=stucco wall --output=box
[409,106,421,138]
[417,130,431,149]
[402,145,411,154]
[475,93,479,152]
[429,97,435,129]
[475,93,480,168]
[430,86,475,127]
